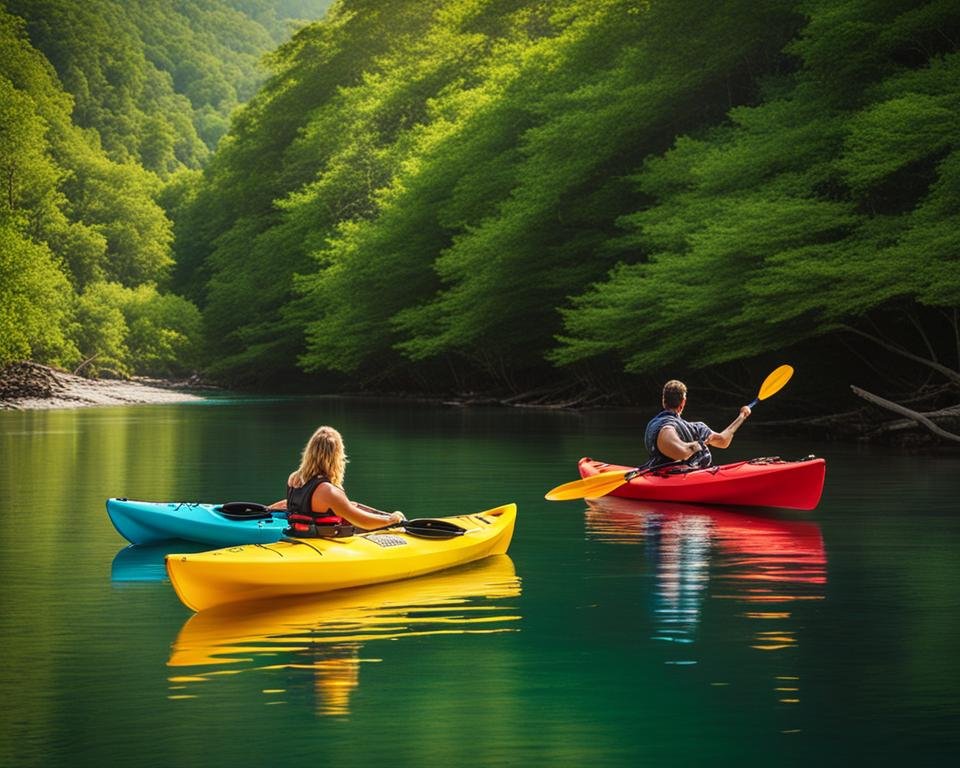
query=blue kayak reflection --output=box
[585,497,826,715]
[165,555,521,716]
[111,542,211,582]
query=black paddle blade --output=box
[217,501,275,521]
[401,518,467,539]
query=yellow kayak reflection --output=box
[167,555,521,716]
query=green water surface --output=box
[0,397,957,767]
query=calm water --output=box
[0,397,958,767]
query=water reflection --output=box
[111,543,211,582]
[166,555,521,717]
[585,498,826,717]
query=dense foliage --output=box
[174,0,960,392]
[0,2,330,375]
[553,0,960,375]
[4,0,333,174]
[4,0,957,396]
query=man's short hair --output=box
[662,380,687,409]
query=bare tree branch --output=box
[904,307,937,362]
[850,385,960,443]
[951,307,960,371]
[870,406,960,434]
[842,325,960,387]
[72,353,100,376]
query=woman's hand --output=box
[390,511,406,524]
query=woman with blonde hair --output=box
[270,426,405,530]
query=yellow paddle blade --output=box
[757,364,794,401]
[545,469,632,501]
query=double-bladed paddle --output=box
[357,503,467,538]
[362,517,468,539]
[544,365,795,502]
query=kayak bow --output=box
[106,498,288,546]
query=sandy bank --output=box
[0,362,206,410]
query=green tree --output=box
[72,281,202,376]
[0,224,78,366]
[73,282,132,376]
[64,153,174,286]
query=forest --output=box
[2,0,958,427]
[0,0,331,376]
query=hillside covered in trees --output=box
[3,0,959,428]
[0,0,331,376]
[170,0,959,413]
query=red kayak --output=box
[577,456,826,510]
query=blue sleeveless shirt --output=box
[643,410,713,468]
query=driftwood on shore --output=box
[833,320,960,446]
[0,361,63,400]
[5,355,958,448]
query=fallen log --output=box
[850,385,960,444]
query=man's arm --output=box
[656,426,705,461]
[706,406,752,449]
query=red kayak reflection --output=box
[586,497,825,581]
[585,496,826,714]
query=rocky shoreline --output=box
[3,361,957,449]
[0,362,208,410]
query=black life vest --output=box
[285,475,350,537]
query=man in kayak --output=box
[644,380,751,469]
[268,425,406,530]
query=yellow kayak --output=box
[166,503,517,611]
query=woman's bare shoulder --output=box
[311,480,347,513]
[313,481,345,500]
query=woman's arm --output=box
[317,485,405,529]
[354,501,394,517]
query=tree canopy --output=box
[174,0,959,391]
[4,0,957,396]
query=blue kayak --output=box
[106,498,289,546]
